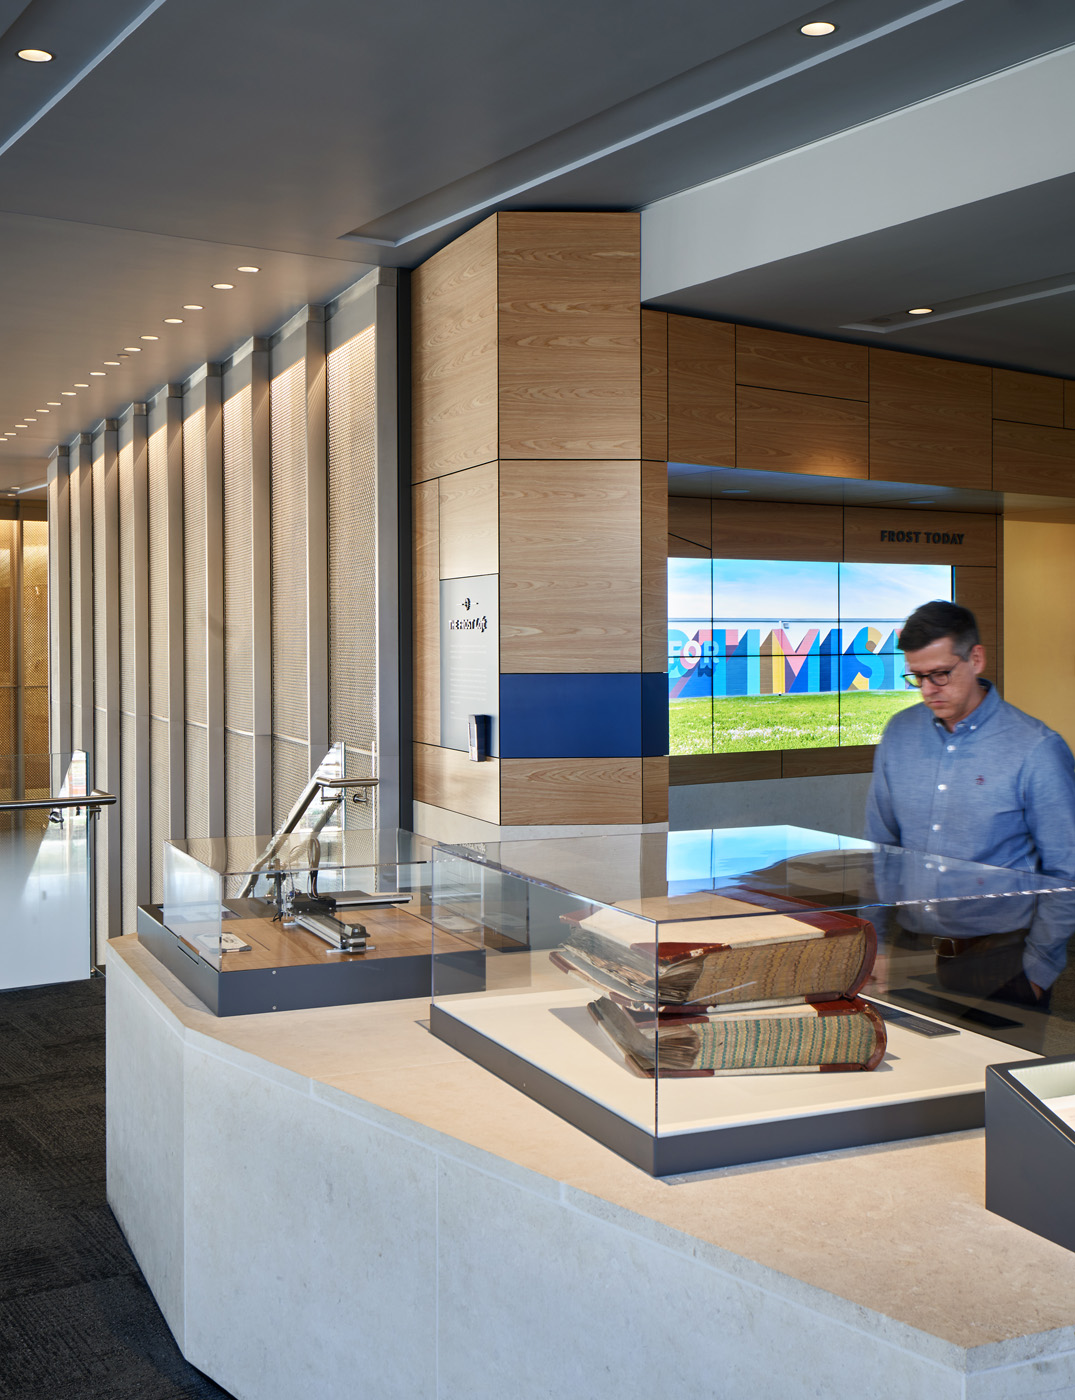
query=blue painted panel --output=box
[501,674,669,759]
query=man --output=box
[865,599,1075,1007]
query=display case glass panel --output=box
[431,826,1075,1174]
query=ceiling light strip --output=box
[347,0,968,249]
[0,0,170,162]
[843,277,1075,334]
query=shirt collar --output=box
[931,678,996,734]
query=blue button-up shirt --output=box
[865,681,1075,988]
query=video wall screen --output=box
[668,559,953,755]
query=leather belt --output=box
[932,930,1028,959]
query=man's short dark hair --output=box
[899,601,980,658]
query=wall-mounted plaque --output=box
[440,575,498,755]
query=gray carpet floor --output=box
[0,978,232,1399]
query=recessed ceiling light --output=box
[36,409,49,414]
[140,334,159,341]
[15,424,27,429]
[74,382,89,388]
[212,283,234,290]
[907,307,933,315]
[123,346,141,352]
[61,391,76,396]
[237,266,259,273]
[90,371,106,376]
[46,401,60,407]
[17,48,53,62]
[163,317,183,324]
[183,304,203,311]
[800,21,836,36]
[104,361,120,367]
[25,418,36,423]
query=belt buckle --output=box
[933,937,959,958]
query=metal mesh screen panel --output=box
[22,521,48,691]
[0,522,13,688]
[119,440,135,714]
[148,424,169,720]
[94,706,108,942]
[23,688,48,765]
[225,729,255,837]
[327,326,377,757]
[183,406,207,726]
[121,710,137,935]
[272,736,308,830]
[92,443,107,711]
[70,475,85,714]
[185,723,208,839]
[150,716,169,903]
[270,360,308,744]
[223,385,253,734]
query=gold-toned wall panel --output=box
[736,385,868,479]
[497,212,641,460]
[992,420,1075,495]
[869,348,991,489]
[641,460,668,674]
[642,755,669,824]
[641,308,668,462]
[668,496,712,552]
[499,757,641,826]
[499,461,641,672]
[412,214,498,482]
[439,462,498,579]
[993,368,1063,427]
[711,500,843,561]
[667,314,734,468]
[736,325,868,401]
[412,480,440,746]
[413,742,499,824]
[843,507,996,566]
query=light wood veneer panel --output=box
[993,369,1063,427]
[669,752,781,785]
[954,566,998,680]
[737,385,868,479]
[499,757,641,825]
[641,309,668,462]
[412,480,440,745]
[667,314,735,467]
[411,216,498,482]
[711,500,842,561]
[736,326,868,401]
[413,742,500,824]
[844,508,996,566]
[869,349,991,489]
[642,756,669,824]
[668,496,712,552]
[641,460,668,674]
[497,212,641,460]
[439,462,498,579]
[499,460,641,672]
[668,535,709,558]
[992,420,1075,494]
[783,746,875,779]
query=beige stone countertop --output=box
[111,934,1075,1352]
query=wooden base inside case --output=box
[137,902,484,1016]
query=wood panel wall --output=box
[411,212,665,829]
[669,496,1000,785]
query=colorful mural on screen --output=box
[668,560,954,700]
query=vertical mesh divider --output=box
[271,736,308,831]
[148,425,169,720]
[327,325,378,832]
[270,360,308,747]
[224,385,254,735]
[183,407,207,727]
[225,730,255,837]
[121,711,137,933]
[185,724,208,839]
[150,716,169,902]
[92,444,107,717]
[119,440,135,714]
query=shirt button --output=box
[938,784,947,791]
[932,824,941,831]
[947,745,955,752]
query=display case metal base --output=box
[986,1057,1075,1254]
[137,905,484,1017]
[429,1004,985,1176]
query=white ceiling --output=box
[1,0,1073,491]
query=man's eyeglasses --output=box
[901,661,964,688]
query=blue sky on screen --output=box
[668,558,712,618]
[713,560,838,620]
[839,562,952,621]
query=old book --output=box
[555,890,875,1009]
[590,995,887,1077]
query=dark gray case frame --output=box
[137,904,483,1017]
[986,1057,1075,1254]
[429,1003,984,1177]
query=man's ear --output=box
[969,643,986,676]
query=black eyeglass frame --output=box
[901,659,966,689]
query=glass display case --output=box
[140,828,483,1015]
[986,1054,1075,1253]
[430,825,1075,1175]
